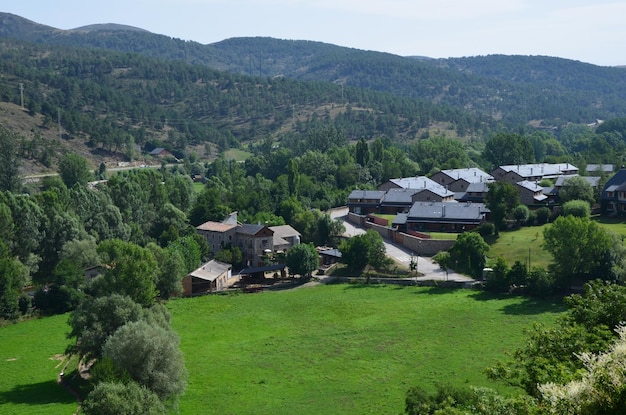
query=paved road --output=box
[329,207,473,283]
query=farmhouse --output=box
[149,147,173,158]
[196,213,300,268]
[182,260,235,296]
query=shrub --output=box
[478,222,495,237]
[525,267,556,298]
[535,207,551,225]
[562,200,590,218]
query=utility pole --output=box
[19,83,24,109]
[58,108,62,139]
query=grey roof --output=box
[407,202,489,222]
[516,180,544,192]
[389,176,443,190]
[381,188,421,204]
[237,224,266,235]
[438,168,494,183]
[348,190,386,200]
[269,225,301,239]
[587,164,614,173]
[465,182,490,193]
[497,163,578,178]
[392,213,409,225]
[149,147,167,155]
[189,260,231,282]
[554,175,600,188]
[319,248,342,258]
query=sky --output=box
[4,0,626,66]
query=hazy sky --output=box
[5,0,626,66]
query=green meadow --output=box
[168,284,564,415]
[0,314,77,415]
[0,285,565,414]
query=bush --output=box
[535,207,551,225]
[525,210,537,226]
[525,267,556,297]
[478,222,495,237]
[562,200,590,218]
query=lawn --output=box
[487,216,626,270]
[486,225,551,269]
[0,315,78,415]
[167,284,564,415]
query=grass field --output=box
[167,284,565,415]
[0,315,78,415]
[486,225,551,269]
[487,216,626,270]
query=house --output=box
[149,147,173,158]
[586,164,615,175]
[405,201,489,232]
[236,224,274,267]
[515,180,548,205]
[318,248,342,267]
[430,168,494,192]
[492,163,578,184]
[455,182,490,203]
[196,212,298,268]
[182,260,235,296]
[601,169,626,216]
[347,190,385,214]
[269,225,301,252]
[378,176,444,192]
[196,220,238,257]
[379,188,422,214]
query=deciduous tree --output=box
[285,243,318,278]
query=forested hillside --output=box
[0,36,483,174]
[2,12,626,129]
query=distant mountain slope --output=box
[71,23,151,33]
[2,12,626,127]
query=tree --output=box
[339,230,387,273]
[355,137,370,166]
[147,243,185,300]
[93,240,159,307]
[543,216,620,290]
[449,232,489,278]
[314,213,345,247]
[559,176,594,205]
[58,152,92,187]
[82,381,166,415]
[512,204,530,226]
[0,243,29,320]
[539,326,626,414]
[285,243,318,278]
[485,182,520,235]
[483,133,534,168]
[102,320,187,403]
[67,294,143,360]
[0,126,22,192]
